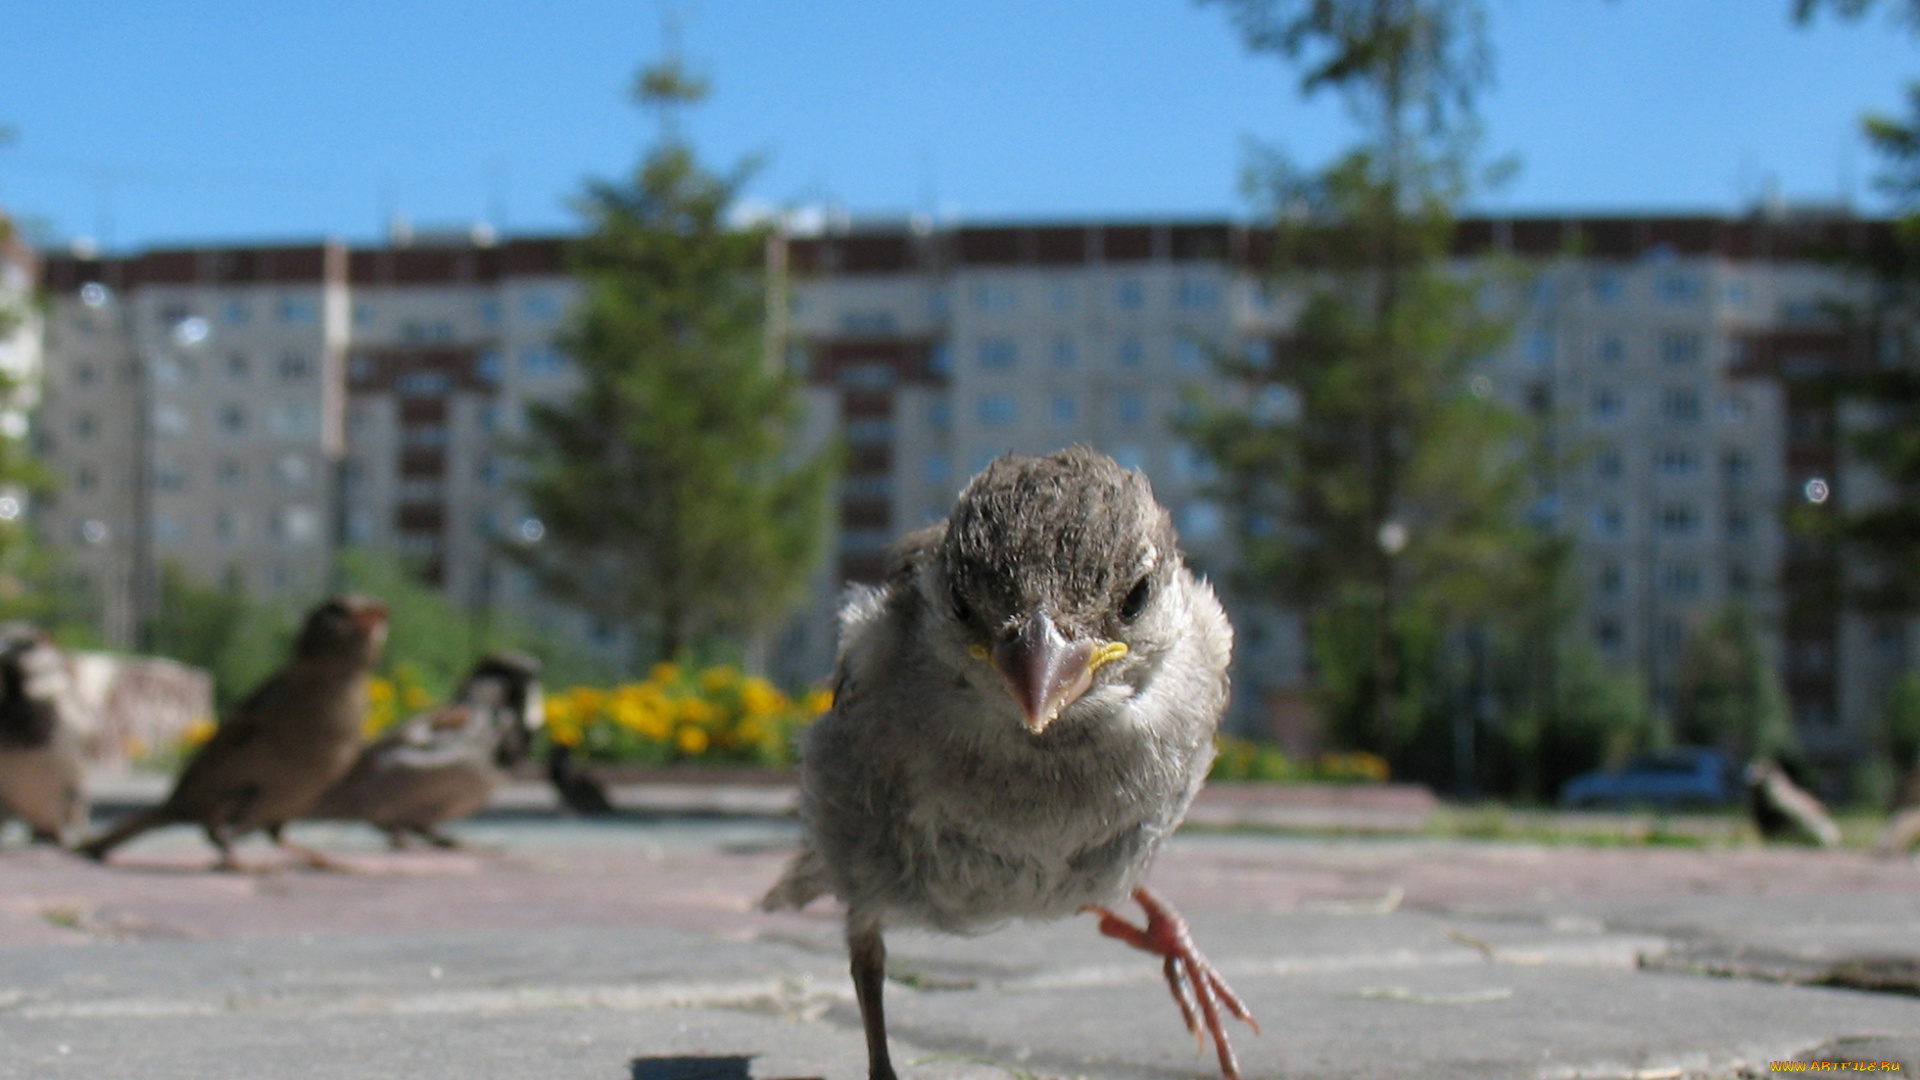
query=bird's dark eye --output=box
[1120,575,1152,621]
[948,577,973,624]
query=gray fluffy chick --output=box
[306,652,543,848]
[0,625,91,847]
[79,595,388,869]
[763,448,1255,1080]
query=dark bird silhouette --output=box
[0,625,91,847]
[306,652,543,847]
[79,595,388,869]
[762,448,1254,1080]
[547,744,615,816]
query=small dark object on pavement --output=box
[1747,759,1841,848]
[307,652,542,847]
[548,744,615,815]
[79,595,388,869]
[0,625,90,846]
[762,448,1255,1080]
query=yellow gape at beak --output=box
[987,613,1126,735]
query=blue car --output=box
[1558,747,1741,809]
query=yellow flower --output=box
[368,679,396,705]
[699,666,740,694]
[740,677,785,717]
[649,662,681,686]
[402,684,432,710]
[548,719,584,747]
[183,718,217,746]
[675,726,709,755]
[677,698,716,726]
[802,688,834,715]
[544,696,575,726]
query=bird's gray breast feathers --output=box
[797,570,1225,932]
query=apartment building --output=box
[35,235,582,648]
[784,214,1895,765]
[27,213,1906,768]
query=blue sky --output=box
[0,1,1913,251]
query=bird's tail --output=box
[77,806,177,862]
[760,844,828,912]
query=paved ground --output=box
[1,785,1916,1079]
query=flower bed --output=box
[536,662,831,768]
[1209,735,1390,784]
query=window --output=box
[218,459,246,486]
[277,297,318,324]
[276,505,321,546]
[1114,280,1144,311]
[1660,387,1702,421]
[1171,443,1218,484]
[842,476,892,501]
[352,303,375,327]
[923,454,950,484]
[970,282,1017,312]
[1656,446,1698,476]
[1590,387,1623,421]
[1595,619,1624,650]
[1728,564,1751,594]
[843,309,900,336]
[74,466,97,492]
[278,352,313,381]
[926,399,951,431]
[976,339,1018,371]
[1599,563,1623,595]
[1724,279,1750,308]
[1116,391,1147,424]
[400,424,448,449]
[1049,395,1078,424]
[1658,331,1702,364]
[478,299,502,326]
[276,455,312,488]
[270,403,318,438]
[401,320,454,344]
[1175,340,1206,370]
[520,347,567,376]
[523,292,562,320]
[215,509,247,544]
[1595,448,1623,479]
[1111,445,1147,472]
[1595,333,1624,364]
[1593,505,1625,537]
[154,516,185,546]
[1720,395,1751,423]
[74,362,97,387]
[1725,509,1750,538]
[397,478,443,502]
[227,353,252,379]
[845,419,893,445]
[223,300,250,326]
[1660,563,1702,595]
[1591,273,1624,304]
[398,371,451,397]
[1176,278,1219,310]
[1051,337,1077,368]
[928,342,953,377]
[1048,284,1075,311]
[1722,450,1750,484]
[1117,338,1144,367]
[152,405,189,436]
[73,413,97,440]
[477,351,503,383]
[1656,273,1702,304]
[977,395,1017,427]
[1658,504,1700,534]
[1524,331,1555,366]
[153,461,188,492]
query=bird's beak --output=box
[352,603,390,633]
[992,612,1102,735]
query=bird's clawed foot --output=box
[1091,887,1258,1080]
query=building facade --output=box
[27,213,1910,772]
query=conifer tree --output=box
[513,58,834,665]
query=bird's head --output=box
[296,594,390,667]
[465,651,544,766]
[926,447,1182,736]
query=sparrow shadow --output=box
[631,1055,822,1080]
